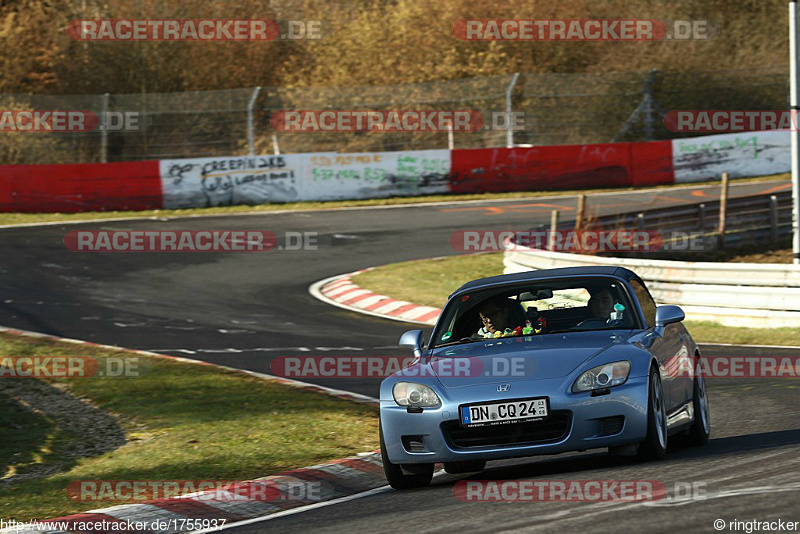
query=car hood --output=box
[428,331,632,388]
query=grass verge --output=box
[351,253,800,347]
[0,332,378,521]
[0,174,787,226]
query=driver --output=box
[474,296,521,338]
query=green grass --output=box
[351,253,800,347]
[0,332,378,521]
[355,253,505,309]
[680,320,800,346]
[0,173,787,226]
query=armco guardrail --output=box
[504,244,800,328]
[581,190,793,249]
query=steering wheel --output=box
[573,318,609,329]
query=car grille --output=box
[441,411,571,449]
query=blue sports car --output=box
[379,266,710,489]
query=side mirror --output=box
[399,329,424,358]
[654,305,685,336]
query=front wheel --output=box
[686,357,711,446]
[380,422,433,490]
[637,367,668,460]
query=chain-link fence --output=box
[0,66,789,165]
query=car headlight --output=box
[392,382,441,408]
[572,361,631,392]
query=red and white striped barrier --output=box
[0,131,789,212]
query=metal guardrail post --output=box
[575,194,586,231]
[698,203,706,231]
[770,195,780,244]
[718,172,729,248]
[549,210,559,251]
[247,86,261,156]
[505,73,520,148]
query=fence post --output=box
[272,133,281,155]
[770,194,779,244]
[612,69,663,142]
[447,120,454,151]
[100,92,109,163]
[575,194,586,231]
[549,209,559,251]
[247,86,262,156]
[643,69,657,141]
[718,172,730,248]
[505,72,520,148]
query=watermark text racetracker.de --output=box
[270,110,526,132]
[665,110,800,133]
[0,356,145,378]
[453,19,719,41]
[666,353,800,379]
[270,355,536,379]
[451,230,707,253]
[455,480,718,503]
[67,479,330,502]
[0,110,141,132]
[67,19,322,41]
[64,230,318,252]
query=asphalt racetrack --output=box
[2,179,799,532]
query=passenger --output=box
[588,287,616,320]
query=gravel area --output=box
[0,379,125,485]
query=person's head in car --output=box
[588,287,615,319]
[477,297,511,335]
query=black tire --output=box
[443,460,487,474]
[637,366,668,460]
[380,422,433,490]
[686,356,711,446]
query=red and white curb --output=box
[309,269,442,326]
[3,452,387,534]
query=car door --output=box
[629,278,689,414]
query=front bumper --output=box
[380,375,648,464]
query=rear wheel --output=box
[444,460,486,474]
[380,422,433,490]
[637,367,668,460]
[686,357,711,446]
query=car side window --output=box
[629,279,656,328]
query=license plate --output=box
[459,397,549,428]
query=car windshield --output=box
[432,277,638,348]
